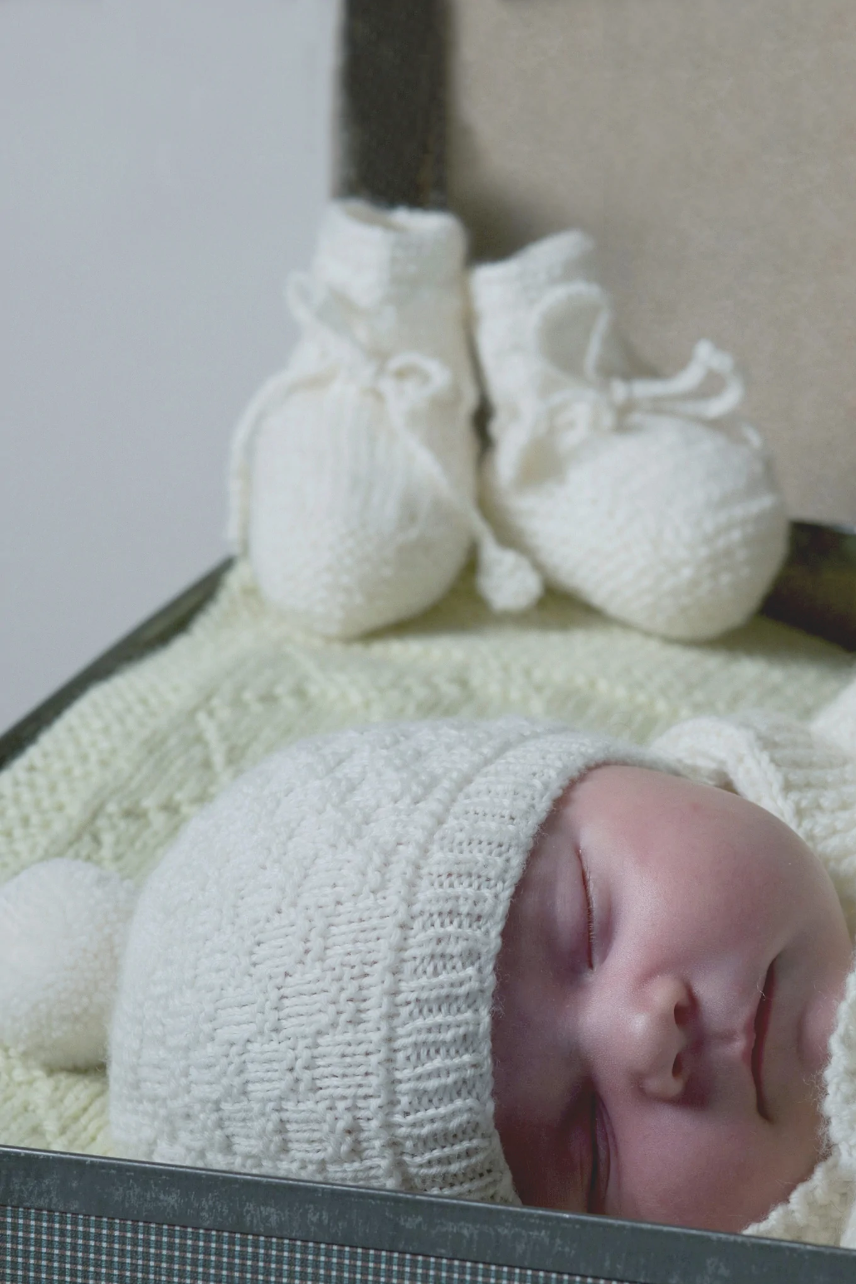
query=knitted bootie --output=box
[229,200,541,638]
[471,230,790,641]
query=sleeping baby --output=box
[2,693,856,1246]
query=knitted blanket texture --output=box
[0,557,853,1158]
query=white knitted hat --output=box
[109,718,666,1197]
[0,717,658,1200]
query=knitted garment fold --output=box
[0,558,852,1163]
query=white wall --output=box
[0,0,339,734]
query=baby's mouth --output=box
[751,959,776,1121]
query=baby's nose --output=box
[625,975,692,1101]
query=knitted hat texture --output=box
[108,717,659,1197]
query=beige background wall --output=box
[448,0,856,527]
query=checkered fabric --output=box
[1,1207,619,1284]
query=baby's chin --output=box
[735,1141,830,1235]
[617,1156,823,1235]
[605,1091,833,1235]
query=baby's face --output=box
[491,765,853,1232]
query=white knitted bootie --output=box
[471,230,790,641]
[229,200,541,638]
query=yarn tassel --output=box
[473,520,544,613]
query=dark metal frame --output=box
[761,522,856,652]
[3,1,856,1279]
[3,1148,856,1283]
[337,0,447,209]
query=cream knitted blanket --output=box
[1,558,853,1158]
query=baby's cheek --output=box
[609,1109,816,1233]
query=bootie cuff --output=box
[315,199,467,310]
[471,228,598,315]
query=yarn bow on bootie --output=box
[228,273,464,549]
[495,281,752,491]
[473,237,790,642]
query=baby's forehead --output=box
[531,761,816,890]
[543,760,721,822]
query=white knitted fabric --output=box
[653,708,856,1245]
[472,229,790,642]
[229,200,541,638]
[106,717,658,1198]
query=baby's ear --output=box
[0,859,136,1070]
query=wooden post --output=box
[337,0,446,208]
